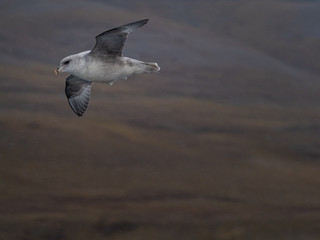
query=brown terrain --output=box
[0,0,320,239]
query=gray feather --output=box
[65,75,92,116]
[90,19,149,57]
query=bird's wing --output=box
[65,75,92,117]
[90,19,149,57]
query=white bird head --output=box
[54,51,89,75]
[55,55,76,75]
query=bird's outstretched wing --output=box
[65,75,92,117]
[90,19,149,57]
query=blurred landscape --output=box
[1,0,320,239]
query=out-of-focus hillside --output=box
[0,1,320,240]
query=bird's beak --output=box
[54,67,61,75]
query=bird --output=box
[55,19,160,116]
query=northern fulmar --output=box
[55,19,160,116]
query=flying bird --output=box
[55,19,160,116]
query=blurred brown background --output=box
[1,0,320,239]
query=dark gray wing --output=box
[65,75,92,117]
[90,19,148,57]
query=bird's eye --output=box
[64,60,70,65]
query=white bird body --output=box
[61,50,159,84]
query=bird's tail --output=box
[143,62,160,73]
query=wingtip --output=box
[141,19,149,25]
[67,99,86,117]
[74,111,84,117]
[132,19,149,28]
